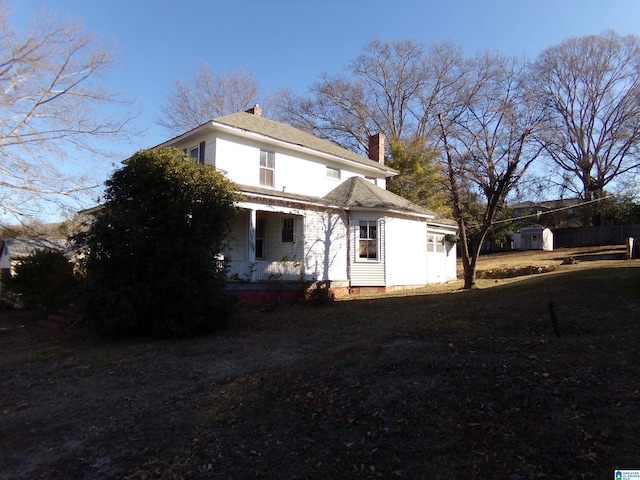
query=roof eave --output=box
[153,121,214,150]
[210,120,397,177]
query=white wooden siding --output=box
[224,209,249,260]
[215,136,260,186]
[350,217,385,286]
[187,133,388,197]
[262,212,304,262]
[303,209,348,281]
[385,217,428,286]
[426,226,457,283]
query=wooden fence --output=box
[553,224,640,248]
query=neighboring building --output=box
[512,226,553,251]
[0,237,68,278]
[0,237,68,300]
[510,198,584,228]
[144,107,458,305]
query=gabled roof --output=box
[1,237,68,259]
[205,112,397,176]
[510,198,582,211]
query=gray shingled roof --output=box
[213,112,397,175]
[237,184,333,206]
[1,237,68,259]
[240,177,456,226]
[323,177,431,216]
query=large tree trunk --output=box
[459,230,488,290]
[462,262,477,289]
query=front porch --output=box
[224,206,312,283]
[227,259,304,282]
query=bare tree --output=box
[279,39,466,155]
[438,53,545,289]
[531,31,640,224]
[0,3,136,224]
[157,65,260,134]
[157,64,291,134]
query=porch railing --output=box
[227,259,304,282]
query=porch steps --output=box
[37,305,81,330]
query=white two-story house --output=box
[153,106,457,306]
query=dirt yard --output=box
[1,246,638,479]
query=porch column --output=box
[248,209,257,282]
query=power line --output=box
[491,195,615,226]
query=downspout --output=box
[346,210,352,291]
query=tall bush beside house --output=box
[4,248,78,311]
[76,148,240,338]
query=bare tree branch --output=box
[531,31,640,224]
[156,64,289,134]
[438,53,546,289]
[0,2,138,225]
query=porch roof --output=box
[239,177,457,228]
[237,184,333,208]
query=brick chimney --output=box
[245,104,262,117]
[368,133,386,164]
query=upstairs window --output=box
[282,217,294,243]
[358,220,378,260]
[183,142,205,165]
[260,150,275,187]
[325,166,340,180]
[185,141,205,164]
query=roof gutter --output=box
[210,121,398,177]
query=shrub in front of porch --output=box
[75,148,241,338]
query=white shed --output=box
[512,226,553,251]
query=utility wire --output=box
[491,195,615,226]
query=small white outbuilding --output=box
[512,226,553,251]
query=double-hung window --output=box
[260,150,275,187]
[358,220,378,260]
[282,217,294,243]
[427,234,445,253]
[186,141,206,164]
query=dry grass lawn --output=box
[1,245,638,479]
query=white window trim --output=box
[260,150,275,188]
[325,166,340,180]
[281,217,295,243]
[188,145,200,161]
[357,219,380,262]
[427,233,445,253]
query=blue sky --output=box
[7,0,640,217]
